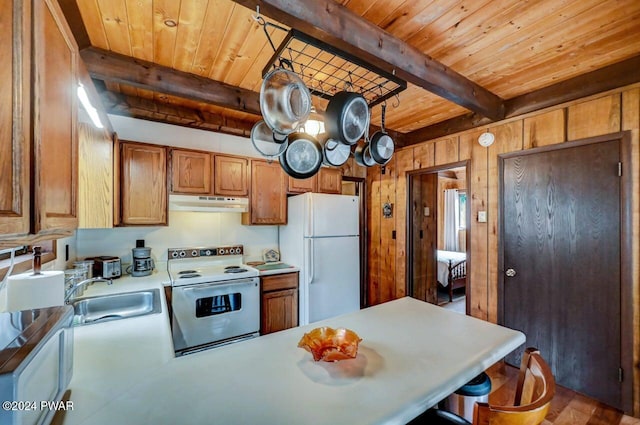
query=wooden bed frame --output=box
[441,259,467,302]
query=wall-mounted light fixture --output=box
[77,84,104,129]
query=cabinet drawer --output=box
[261,273,298,292]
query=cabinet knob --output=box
[505,268,516,277]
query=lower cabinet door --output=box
[261,289,298,335]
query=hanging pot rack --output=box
[254,11,406,108]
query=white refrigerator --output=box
[279,192,360,325]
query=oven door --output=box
[172,278,259,352]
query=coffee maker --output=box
[130,240,155,277]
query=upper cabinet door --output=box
[287,175,316,194]
[120,142,168,226]
[316,168,342,194]
[171,149,213,195]
[214,155,248,197]
[0,0,30,238]
[32,0,79,234]
[242,160,287,225]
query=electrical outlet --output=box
[424,207,430,217]
[478,211,487,223]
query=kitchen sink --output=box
[72,289,161,326]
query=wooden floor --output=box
[486,362,639,425]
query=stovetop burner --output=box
[224,268,248,274]
[166,246,259,287]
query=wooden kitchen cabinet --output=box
[242,160,287,225]
[288,167,343,194]
[0,0,79,245]
[170,149,213,195]
[77,123,113,228]
[316,167,342,194]
[214,155,248,196]
[287,175,316,194]
[119,141,168,226]
[261,272,299,334]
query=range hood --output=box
[169,194,249,213]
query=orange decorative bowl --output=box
[298,327,362,362]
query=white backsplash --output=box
[76,211,278,264]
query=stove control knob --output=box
[234,248,241,254]
[205,250,212,256]
[171,251,179,258]
[179,250,186,258]
[191,250,198,257]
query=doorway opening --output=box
[407,161,469,315]
[342,176,367,309]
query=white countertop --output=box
[257,264,300,276]
[62,276,524,425]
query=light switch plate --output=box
[478,211,487,222]
[424,207,430,217]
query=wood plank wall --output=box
[366,84,640,416]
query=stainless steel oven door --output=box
[171,278,259,353]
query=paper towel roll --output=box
[6,271,65,311]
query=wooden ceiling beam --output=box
[56,0,91,50]
[99,90,258,138]
[505,54,640,117]
[403,54,640,145]
[81,47,262,116]
[230,0,505,121]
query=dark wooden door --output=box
[501,140,624,410]
[410,173,438,304]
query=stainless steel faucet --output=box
[65,277,112,304]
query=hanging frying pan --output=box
[279,133,323,179]
[354,142,376,167]
[251,120,288,159]
[322,137,351,167]
[369,103,394,165]
[260,68,312,137]
[325,91,369,145]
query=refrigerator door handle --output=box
[307,238,314,284]
[307,195,314,236]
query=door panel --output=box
[502,140,623,409]
[410,173,438,304]
[307,236,360,323]
[310,193,359,237]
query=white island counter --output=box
[61,276,524,425]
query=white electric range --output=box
[166,245,260,356]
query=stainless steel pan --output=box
[325,91,369,145]
[260,68,312,137]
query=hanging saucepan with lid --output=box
[325,91,369,145]
[260,68,312,138]
[279,132,323,179]
[322,137,351,167]
[369,103,394,165]
[250,120,288,159]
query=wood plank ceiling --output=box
[73,0,640,141]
